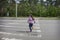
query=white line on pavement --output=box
[0,32,41,38]
[2,37,23,40]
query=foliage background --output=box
[0,0,60,17]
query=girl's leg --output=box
[29,26,32,32]
[29,23,33,32]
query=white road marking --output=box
[37,35,42,37]
[0,32,41,37]
[33,30,41,32]
[0,32,24,36]
[2,37,23,40]
[0,19,42,38]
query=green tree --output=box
[56,0,60,6]
[0,0,8,16]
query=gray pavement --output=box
[39,20,60,40]
[0,17,60,40]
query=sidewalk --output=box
[0,17,59,20]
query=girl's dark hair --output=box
[30,14,34,20]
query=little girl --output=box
[28,14,35,32]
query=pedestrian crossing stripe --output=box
[0,23,40,26]
[32,30,41,32]
[0,32,42,37]
[2,37,23,40]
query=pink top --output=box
[28,17,35,24]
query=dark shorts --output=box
[29,23,33,27]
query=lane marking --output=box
[33,30,41,32]
[0,32,41,37]
[2,37,23,40]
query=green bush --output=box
[0,2,60,17]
